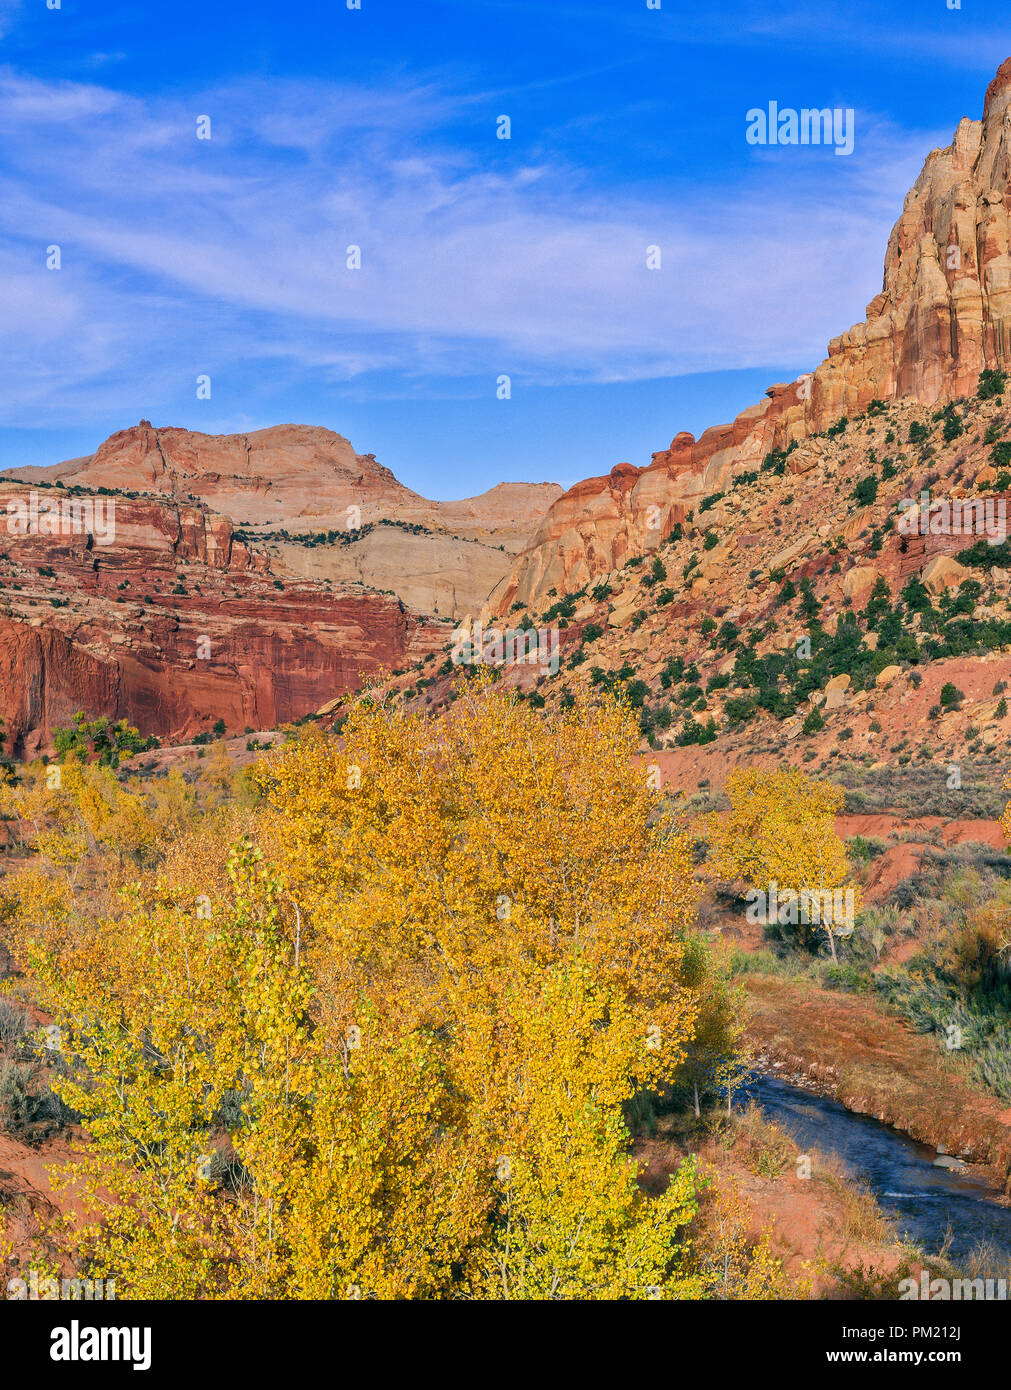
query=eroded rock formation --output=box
[0,486,446,755]
[8,422,561,619]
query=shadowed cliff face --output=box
[488,58,1011,618]
[0,485,448,754]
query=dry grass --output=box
[718,1102,796,1180]
[810,1150,894,1246]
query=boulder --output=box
[607,593,642,627]
[921,555,971,594]
[788,451,818,475]
[842,565,881,600]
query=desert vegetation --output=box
[0,681,838,1300]
[1,668,1007,1305]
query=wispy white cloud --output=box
[0,66,956,428]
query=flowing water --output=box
[739,1071,1011,1267]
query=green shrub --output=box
[852,475,878,506]
[942,410,964,442]
[0,1061,69,1142]
[978,368,1007,400]
[723,696,756,724]
[53,712,158,767]
[802,707,825,735]
[0,1060,37,1132]
[956,538,1011,569]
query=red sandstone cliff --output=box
[0,421,560,751]
[0,486,447,755]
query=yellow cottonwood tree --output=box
[13,680,740,1299]
[464,960,702,1299]
[23,849,483,1299]
[707,767,861,960]
[257,682,703,1084]
[695,1172,807,1299]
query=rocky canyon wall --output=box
[488,58,1011,618]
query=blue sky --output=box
[0,0,1008,496]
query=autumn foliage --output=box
[706,766,862,958]
[0,683,766,1299]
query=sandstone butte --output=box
[0,427,560,755]
[486,57,1011,619]
[8,421,562,620]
